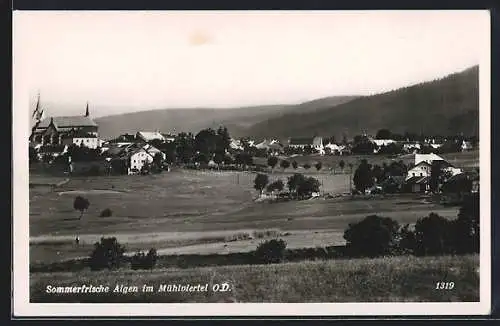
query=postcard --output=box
[12,10,491,317]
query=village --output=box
[29,99,479,203]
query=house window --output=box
[420,173,423,176]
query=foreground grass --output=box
[31,254,479,303]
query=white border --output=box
[12,10,491,317]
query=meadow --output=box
[30,169,458,263]
[30,254,479,303]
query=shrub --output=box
[99,208,113,217]
[130,248,158,270]
[343,215,400,257]
[254,239,287,264]
[291,160,298,169]
[89,237,126,271]
[303,163,311,170]
[414,213,455,256]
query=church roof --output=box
[35,116,98,129]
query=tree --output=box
[372,164,384,183]
[175,132,196,164]
[430,160,445,192]
[29,146,38,164]
[343,215,400,257]
[254,173,269,196]
[89,237,126,271]
[280,159,290,170]
[453,193,479,253]
[216,126,231,153]
[353,159,374,193]
[414,213,455,256]
[291,160,298,169]
[314,162,322,171]
[73,196,90,219]
[267,179,284,193]
[194,152,209,165]
[339,160,345,171]
[267,156,279,170]
[153,152,163,172]
[375,129,392,140]
[303,163,311,170]
[297,177,321,198]
[287,173,306,197]
[235,152,253,167]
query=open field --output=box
[30,254,479,303]
[30,169,459,263]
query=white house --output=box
[62,136,102,149]
[324,143,345,155]
[229,139,244,151]
[127,148,155,174]
[406,161,432,181]
[136,131,165,143]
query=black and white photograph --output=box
[13,10,491,316]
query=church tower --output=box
[85,102,90,117]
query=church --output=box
[30,99,101,149]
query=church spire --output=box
[85,102,89,117]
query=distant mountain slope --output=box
[243,65,479,140]
[95,96,357,139]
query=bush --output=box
[99,208,113,217]
[130,248,158,270]
[89,237,126,271]
[414,213,455,256]
[254,239,287,264]
[343,215,400,257]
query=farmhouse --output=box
[30,104,99,146]
[288,137,324,153]
[405,161,432,180]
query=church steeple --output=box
[85,102,89,117]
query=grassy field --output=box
[30,254,479,303]
[30,169,459,263]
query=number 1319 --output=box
[435,282,454,290]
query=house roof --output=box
[405,176,430,184]
[414,153,444,165]
[35,116,98,129]
[137,131,165,141]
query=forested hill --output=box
[242,65,479,140]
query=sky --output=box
[14,10,489,118]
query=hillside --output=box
[243,66,479,140]
[95,96,357,140]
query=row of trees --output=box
[344,193,479,257]
[266,157,324,171]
